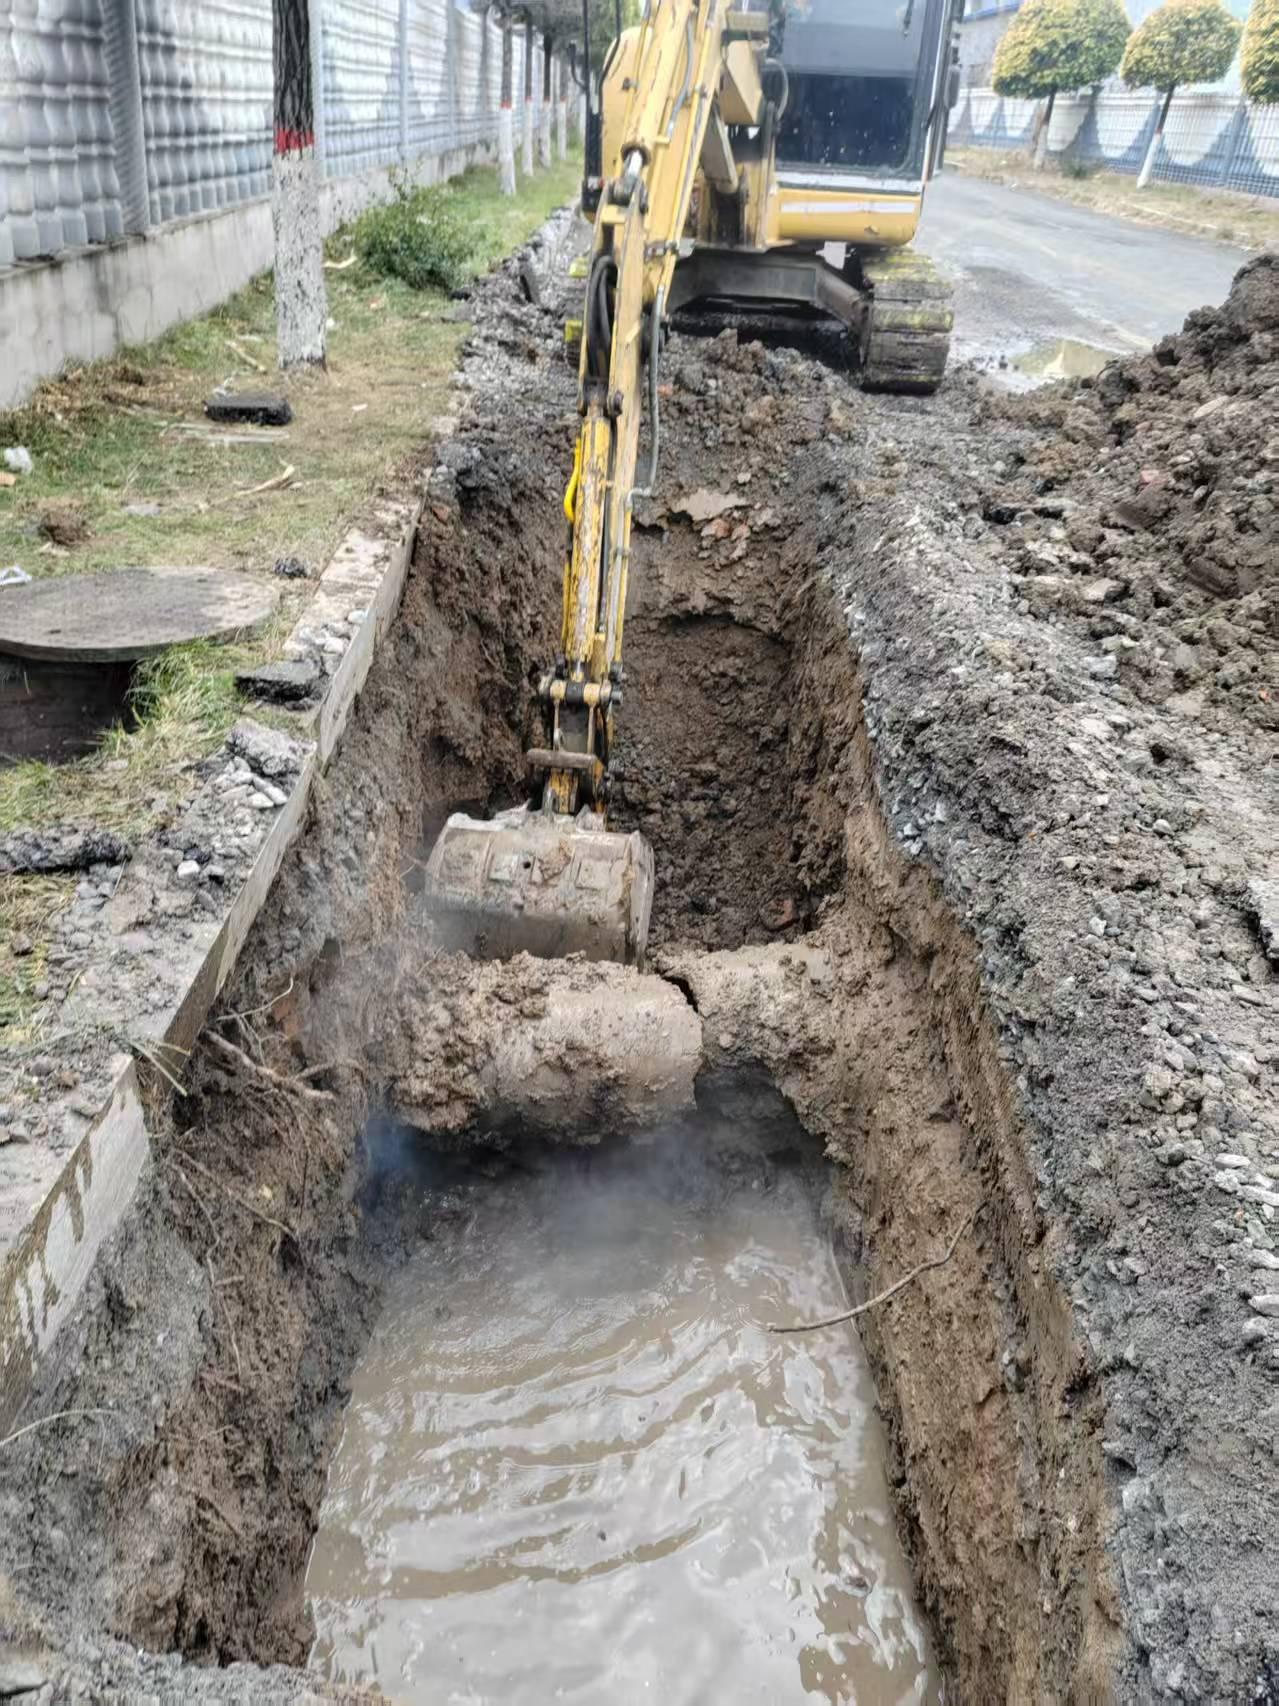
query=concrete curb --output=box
[0,493,422,1431]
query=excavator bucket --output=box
[420,804,655,967]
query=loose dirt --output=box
[1,221,1276,1706]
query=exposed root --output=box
[766,1207,979,1334]
[203,1030,335,1104]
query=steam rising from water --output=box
[308,1101,940,1704]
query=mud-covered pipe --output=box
[383,959,703,1141]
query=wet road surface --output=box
[918,170,1248,370]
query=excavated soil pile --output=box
[984,251,1279,735]
[2,225,1277,1706]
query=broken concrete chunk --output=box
[226,718,305,780]
[235,656,322,704]
[517,257,542,306]
[0,827,130,876]
[0,1659,48,1695]
[1243,877,1279,966]
[1192,395,1228,423]
[204,391,293,427]
[670,488,748,526]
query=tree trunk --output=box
[1137,86,1175,190]
[540,35,553,168]
[522,18,535,176]
[272,0,326,368]
[1032,88,1056,170]
[556,52,567,160]
[498,11,515,195]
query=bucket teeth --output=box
[420,805,655,966]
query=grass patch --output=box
[354,179,478,292]
[946,146,1279,250]
[0,151,582,802]
[0,151,582,990]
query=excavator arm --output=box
[421,3,770,968]
[536,0,769,819]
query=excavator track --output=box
[856,251,954,396]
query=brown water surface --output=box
[307,1119,941,1704]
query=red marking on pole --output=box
[274,125,315,154]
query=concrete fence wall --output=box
[0,0,573,407]
[952,84,1279,199]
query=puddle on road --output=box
[1012,337,1113,382]
[306,1109,941,1705]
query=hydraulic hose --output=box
[666,17,695,141]
[633,285,665,499]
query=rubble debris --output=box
[0,827,130,875]
[204,392,293,428]
[234,657,322,704]
[37,503,90,548]
[225,719,305,781]
[670,487,748,525]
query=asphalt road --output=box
[915,170,1249,372]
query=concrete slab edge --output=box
[0,492,423,1431]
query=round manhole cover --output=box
[0,566,276,662]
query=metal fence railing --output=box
[0,0,568,271]
[951,85,1279,200]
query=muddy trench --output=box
[0,311,1116,1702]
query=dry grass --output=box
[0,153,583,1031]
[0,873,75,1047]
[946,147,1279,251]
[0,154,583,824]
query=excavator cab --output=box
[661,0,957,390]
[774,0,951,184]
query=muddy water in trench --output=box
[306,1116,940,1704]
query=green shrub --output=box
[993,0,1131,98]
[353,181,476,293]
[1121,0,1241,93]
[1242,0,1279,102]
[1060,155,1094,177]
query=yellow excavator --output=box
[423,0,960,965]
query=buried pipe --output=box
[381,957,703,1138]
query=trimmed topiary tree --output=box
[992,0,1131,167]
[1242,0,1279,103]
[1122,0,1242,185]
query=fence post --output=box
[309,0,326,174]
[1215,99,1249,191]
[398,0,409,164]
[446,0,459,155]
[102,0,150,234]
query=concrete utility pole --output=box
[498,9,516,194]
[273,0,327,368]
[556,48,568,158]
[523,16,536,176]
[540,33,554,167]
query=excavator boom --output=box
[424,0,764,967]
[423,0,958,966]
